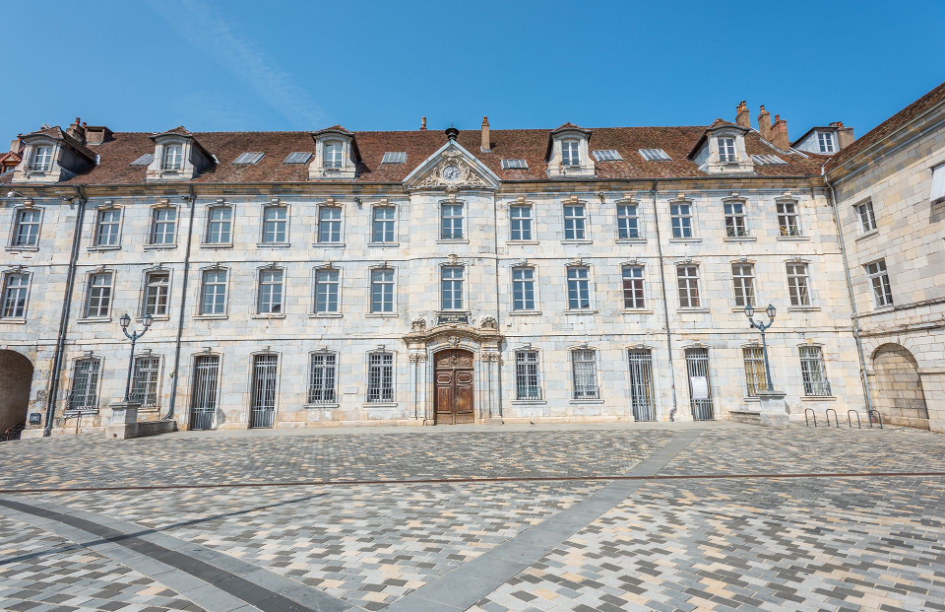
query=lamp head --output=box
[766,304,776,319]
[744,303,755,319]
[120,313,131,329]
[143,313,154,329]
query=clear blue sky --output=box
[4,0,943,144]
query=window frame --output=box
[29,145,54,173]
[731,263,756,308]
[204,205,234,246]
[92,207,123,249]
[511,266,537,312]
[865,259,893,308]
[440,265,466,311]
[676,264,701,309]
[621,264,646,310]
[514,349,543,401]
[148,206,178,246]
[256,267,286,315]
[566,265,592,311]
[313,267,342,315]
[0,270,31,320]
[569,348,600,400]
[84,271,114,319]
[718,137,737,163]
[162,143,184,171]
[776,199,801,237]
[69,357,102,411]
[316,205,344,244]
[198,268,229,316]
[369,267,396,314]
[669,201,694,239]
[799,345,833,397]
[260,204,289,246]
[855,200,877,233]
[142,270,171,318]
[131,355,162,408]
[307,351,339,405]
[818,132,836,154]
[563,203,587,241]
[616,203,641,241]
[323,141,345,169]
[366,351,395,404]
[742,346,767,397]
[371,205,397,244]
[723,200,749,238]
[10,207,43,249]
[509,204,534,242]
[440,202,465,241]
[561,139,581,166]
[786,262,812,307]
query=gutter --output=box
[164,185,197,421]
[649,181,680,421]
[492,194,504,422]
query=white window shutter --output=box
[931,164,945,202]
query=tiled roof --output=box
[0,151,21,165]
[22,126,98,162]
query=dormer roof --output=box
[686,119,750,159]
[550,122,592,135]
[149,126,213,159]
[313,125,354,137]
[20,125,97,162]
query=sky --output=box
[3,0,944,145]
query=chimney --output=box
[830,121,855,149]
[84,125,113,145]
[481,116,491,152]
[771,114,790,150]
[735,101,750,128]
[420,116,427,131]
[757,106,772,141]
[9,138,20,154]
[67,116,86,143]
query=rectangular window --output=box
[308,353,337,404]
[677,265,700,308]
[786,263,811,307]
[131,356,160,407]
[932,164,945,203]
[777,201,800,237]
[509,205,533,241]
[563,204,586,240]
[670,203,692,238]
[190,355,219,430]
[95,209,121,246]
[262,206,287,243]
[515,351,541,400]
[571,350,599,399]
[718,138,736,163]
[617,204,639,239]
[13,209,41,247]
[372,207,395,243]
[865,260,893,308]
[724,202,747,237]
[144,272,170,316]
[250,355,278,429]
[314,269,340,313]
[818,132,836,154]
[200,270,227,315]
[367,352,394,403]
[30,146,52,172]
[1,274,29,319]
[441,266,464,310]
[799,346,832,397]
[323,142,343,168]
[566,266,591,310]
[440,204,464,240]
[561,140,580,166]
[70,359,100,410]
[627,349,655,421]
[163,144,183,171]
[856,201,877,233]
[149,208,177,245]
[371,269,394,313]
[512,267,536,311]
[257,269,284,314]
[622,265,645,309]
[85,273,113,318]
[731,263,755,307]
[317,207,342,243]
[206,207,232,244]
[742,347,767,397]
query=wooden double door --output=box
[434,349,475,425]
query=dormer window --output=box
[547,124,595,178]
[30,146,52,172]
[718,138,736,163]
[310,127,357,180]
[324,142,344,168]
[818,132,836,153]
[562,140,580,166]
[163,145,183,171]
[687,122,753,175]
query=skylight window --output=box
[639,149,671,162]
[129,153,154,166]
[232,152,265,165]
[382,152,407,164]
[591,149,622,162]
[751,154,788,166]
[501,159,528,170]
[283,152,313,164]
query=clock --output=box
[442,165,461,182]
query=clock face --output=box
[442,165,461,182]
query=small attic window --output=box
[751,154,788,166]
[501,159,528,170]
[591,150,622,162]
[639,149,671,161]
[233,152,265,165]
[382,152,407,164]
[284,152,313,164]
[129,153,154,167]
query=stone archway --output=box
[871,343,929,429]
[0,350,34,439]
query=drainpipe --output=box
[493,192,503,421]
[44,186,86,436]
[650,181,680,421]
[164,185,197,420]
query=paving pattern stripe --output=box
[0,496,361,612]
[4,469,945,494]
[383,429,703,612]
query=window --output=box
[262,206,287,243]
[95,209,121,246]
[617,204,639,239]
[317,207,342,243]
[131,357,160,407]
[314,269,340,313]
[818,132,836,154]
[865,260,893,308]
[731,264,755,307]
[718,138,736,163]
[627,349,655,421]
[163,144,183,171]
[777,201,800,237]
[30,146,53,172]
[308,353,337,404]
[70,359,100,410]
[323,142,343,168]
[751,154,788,165]
[571,350,599,399]
[85,273,113,318]
[515,351,541,400]
[932,164,945,203]
[1,273,29,319]
[563,204,586,240]
[200,270,227,315]
[566,266,591,310]
[381,152,407,164]
[622,265,645,309]
[561,140,580,166]
[799,346,832,397]
[367,352,394,403]
[510,205,533,241]
[149,208,177,244]
[786,263,811,306]
[371,269,394,313]
[13,209,41,247]
[441,267,464,310]
[742,347,767,397]
[670,203,692,238]
[592,149,622,162]
[440,204,464,240]
[512,267,536,311]
[250,355,278,428]
[500,159,528,170]
[129,154,154,166]
[676,265,700,308]
[639,149,671,162]
[724,202,747,237]
[257,269,284,314]
[283,152,313,164]
[206,207,232,244]
[232,152,264,165]
[372,207,395,243]
[144,272,170,316]
[856,201,877,233]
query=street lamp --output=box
[120,313,153,402]
[745,303,777,391]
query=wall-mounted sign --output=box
[28,412,42,425]
[690,377,709,400]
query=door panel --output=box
[433,349,475,425]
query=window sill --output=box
[194,314,228,320]
[615,238,646,244]
[137,315,170,322]
[742,397,761,403]
[88,245,121,252]
[305,403,339,409]
[668,238,701,244]
[363,402,398,408]
[201,243,233,249]
[870,305,895,314]
[365,313,399,318]
[787,306,822,313]
[76,317,112,324]
[622,309,653,315]
[310,313,343,318]
[855,229,879,242]
[368,242,399,248]
[143,244,178,250]
[508,310,542,316]
[561,239,593,245]
[252,313,286,319]
[507,240,539,246]
[436,239,469,244]
[731,307,754,313]
[0,318,27,325]
[724,236,756,243]
[64,409,99,416]
[257,243,291,249]
[800,395,837,402]
[313,243,346,248]
[570,399,603,405]
[677,307,710,314]
[5,246,39,252]
[776,235,809,242]
[565,310,598,316]
[511,399,546,405]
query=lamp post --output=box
[119,313,153,402]
[745,303,777,391]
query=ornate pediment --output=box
[403,141,500,191]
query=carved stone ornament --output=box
[479,316,498,330]
[411,318,427,332]
[408,353,428,363]
[416,150,489,189]
[446,253,459,266]
[447,336,461,348]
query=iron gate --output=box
[627,349,655,421]
[189,355,219,430]
[250,354,278,428]
[685,348,714,421]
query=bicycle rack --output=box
[847,410,861,429]
[804,407,817,427]
[867,409,884,430]
[825,408,840,427]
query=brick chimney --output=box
[736,101,750,128]
[830,121,855,149]
[771,114,790,150]
[9,138,20,153]
[84,125,113,145]
[481,116,491,152]
[757,105,772,141]
[420,116,427,131]
[66,116,86,143]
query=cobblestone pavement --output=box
[1,423,944,612]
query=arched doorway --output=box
[872,344,929,429]
[434,349,475,425]
[0,350,34,440]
